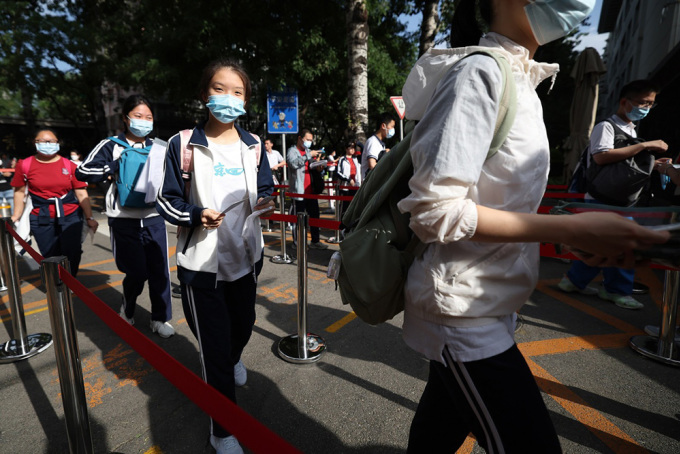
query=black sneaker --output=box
[172,287,181,298]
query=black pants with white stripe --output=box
[181,273,257,438]
[110,216,172,322]
[408,344,561,453]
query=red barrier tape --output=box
[286,192,354,202]
[5,221,44,263]
[58,269,300,453]
[3,220,300,453]
[543,192,585,199]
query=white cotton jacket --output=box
[397,33,559,330]
[156,124,274,288]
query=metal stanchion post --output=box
[43,256,94,453]
[327,181,343,244]
[271,187,293,264]
[630,269,680,366]
[0,203,9,292]
[0,219,53,363]
[0,257,6,292]
[278,213,326,363]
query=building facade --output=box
[598,0,680,150]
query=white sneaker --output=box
[210,435,244,454]
[150,320,175,338]
[119,306,134,325]
[234,360,247,387]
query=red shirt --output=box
[348,157,357,181]
[299,147,312,194]
[11,157,86,217]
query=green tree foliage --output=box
[0,0,417,152]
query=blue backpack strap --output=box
[108,136,131,150]
[109,136,151,154]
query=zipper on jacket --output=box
[182,227,195,255]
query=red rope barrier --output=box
[58,268,300,453]
[286,192,354,201]
[3,221,300,453]
[5,221,44,263]
[543,192,585,199]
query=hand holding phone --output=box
[254,195,276,211]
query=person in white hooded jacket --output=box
[397,1,669,453]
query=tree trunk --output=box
[346,0,369,143]
[419,0,440,57]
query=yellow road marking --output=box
[528,357,649,453]
[325,312,357,333]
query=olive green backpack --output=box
[335,50,518,325]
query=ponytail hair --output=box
[450,0,492,48]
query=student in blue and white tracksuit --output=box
[76,94,174,339]
[156,58,274,454]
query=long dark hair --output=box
[450,0,492,48]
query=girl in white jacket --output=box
[398,1,669,452]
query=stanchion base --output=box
[0,285,7,292]
[278,333,326,364]
[0,333,53,364]
[632,282,649,295]
[326,237,341,244]
[271,255,294,264]
[629,335,680,367]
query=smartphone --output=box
[254,195,276,208]
[647,223,680,232]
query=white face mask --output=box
[386,128,395,139]
[524,0,596,46]
[303,139,312,149]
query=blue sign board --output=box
[267,88,298,134]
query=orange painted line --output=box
[527,357,649,454]
[325,312,357,333]
[536,280,641,333]
[78,270,124,276]
[518,332,637,358]
[0,298,48,318]
[458,435,476,453]
[80,258,116,268]
[0,279,125,322]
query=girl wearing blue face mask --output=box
[156,58,274,454]
[10,129,98,276]
[77,94,175,339]
[398,0,669,452]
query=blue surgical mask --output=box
[36,142,60,156]
[625,103,650,122]
[206,94,246,124]
[525,0,596,46]
[127,117,153,137]
[386,128,395,139]
[303,140,312,149]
